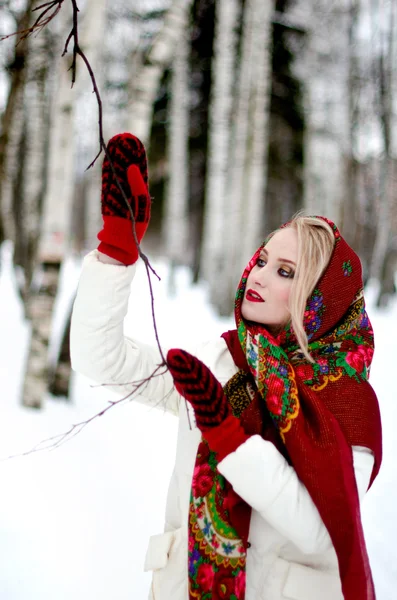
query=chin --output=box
[241,302,265,325]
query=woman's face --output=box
[241,227,298,331]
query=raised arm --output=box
[70,133,179,415]
[70,250,180,415]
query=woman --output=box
[70,134,382,600]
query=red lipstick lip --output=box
[246,288,264,302]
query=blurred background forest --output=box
[0,0,396,408]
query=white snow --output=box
[0,243,395,599]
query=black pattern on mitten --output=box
[167,349,231,429]
[101,133,149,221]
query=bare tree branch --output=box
[3,365,174,460]
[0,0,175,425]
[0,1,64,42]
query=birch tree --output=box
[21,10,67,408]
[38,12,77,265]
[230,0,275,276]
[343,0,361,248]
[127,0,195,145]
[75,0,108,251]
[226,0,256,286]
[17,26,52,296]
[0,0,35,250]
[162,2,190,283]
[21,0,109,406]
[200,0,239,308]
[369,0,396,295]
[202,0,274,315]
[290,0,351,224]
[26,7,78,403]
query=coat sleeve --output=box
[70,250,180,415]
[217,436,374,555]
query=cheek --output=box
[275,283,292,306]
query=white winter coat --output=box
[70,251,375,600]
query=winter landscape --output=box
[1,0,397,598]
[0,244,396,600]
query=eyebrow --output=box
[260,248,296,266]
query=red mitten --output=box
[167,349,250,461]
[97,133,150,265]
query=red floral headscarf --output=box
[232,216,382,599]
[188,216,382,600]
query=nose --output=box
[254,264,269,287]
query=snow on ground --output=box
[0,244,395,599]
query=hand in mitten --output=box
[167,349,250,461]
[97,133,150,265]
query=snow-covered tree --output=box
[200,0,239,308]
[127,0,195,145]
[230,0,275,276]
[162,3,190,278]
[289,0,351,224]
[201,0,274,315]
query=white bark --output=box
[226,0,255,277]
[370,0,396,283]
[22,28,51,268]
[75,0,109,251]
[206,0,273,313]
[201,0,239,295]
[22,0,108,407]
[290,0,351,224]
[0,3,33,245]
[1,85,24,243]
[163,4,190,265]
[22,264,61,408]
[39,0,109,258]
[239,0,274,269]
[38,47,75,260]
[243,0,274,242]
[127,0,195,144]
[21,25,54,408]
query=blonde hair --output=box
[270,215,335,361]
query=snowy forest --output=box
[0,1,396,599]
[0,0,396,406]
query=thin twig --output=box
[3,365,171,460]
[0,0,187,444]
[3,0,166,359]
[0,0,63,42]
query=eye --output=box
[278,268,294,279]
[256,257,266,268]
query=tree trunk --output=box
[200,0,239,311]
[127,0,195,145]
[76,0,108,251]
[22,0,108,407]
[20,21,55,408]
[188,0,216,284]
[240,0,274,265]
[370,0,395,297]
[18,27,51,298]
[162,3,190,289]
[48,303,73,397]
[0,2,35,247]
[22,263,61,408]
[205,0,274,315]
[47,0,109,401]
[341,0,360,248]
[226,0,256,284]
[39,35,76,261]
[292,0,350,224]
